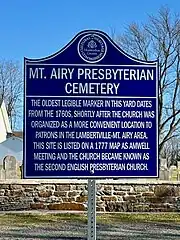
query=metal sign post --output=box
[88,179,96,240]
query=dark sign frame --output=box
[24,30,159,179]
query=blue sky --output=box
[0,0,179,130]
[0,0,179,61]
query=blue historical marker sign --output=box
[24,30,158,178]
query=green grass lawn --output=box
[0,212,180,227]
[98,212,180,224]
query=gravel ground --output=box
[0,221,180,240]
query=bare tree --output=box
[161,135,180,167]
[116,7,180,157]
[0,59,23,129]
